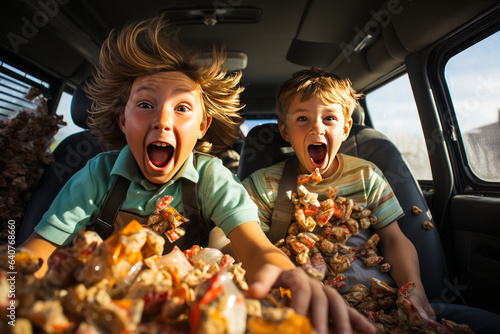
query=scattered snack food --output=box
[412,206,423,215]
[147,195,189,243]
[423,220,435,230]
[275,168,474,333]
[342,280,474,333]
[276,168,389,289]
[0,98,66,243]
[0,220,317,334]
[0,187,473,333]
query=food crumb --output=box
[423,221,434,230]
[412,206,423,215]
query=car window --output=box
[365,74,432,180]
[444,30,500,182]
[1,61,81,152]
[240,119,277,137]
[0,61,49,120]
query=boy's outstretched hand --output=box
[246,264,376,334]
[409,288,437,322]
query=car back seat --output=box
[237,114,451,302]
[18,85,453,302]
[17,81,103,245]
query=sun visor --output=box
[286,38,339,68]
[285,0,386,69]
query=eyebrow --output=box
[289,108,309,113]
[288,106,343,116]
[131,85,197,96]
[132,85,155,94]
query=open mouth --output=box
[308,143,327,165]
[147,142,174,168]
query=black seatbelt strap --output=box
[181,153,210,248]
[181,177,208,248]
[268,155,299,244]
[94,175,130,240]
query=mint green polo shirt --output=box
[35,146,259,246]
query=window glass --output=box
[240,119,277,137]
[365,74,432,180]
[51,91,82,151]
[0,60,49,120]
[444,31,500,182]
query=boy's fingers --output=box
[308,281,329,334]
[324,286,376,334]
[277,268,310,315]
[246,264,281,298]
[323,284,352,334]
[247,265,376,334]
[346,306,377,334]
[409,294,436,322]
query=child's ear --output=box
[198,115,212,139]
[278,119,290,142]
[117,113,126,133]
[342,118,353,141]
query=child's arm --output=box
[378,221,436,321]
[229,220,376,334]
[227,220,295,275]
[21,231,61,278]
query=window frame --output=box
[0,50,65,116]
[427,10,500,194]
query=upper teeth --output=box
[152,142,168,147]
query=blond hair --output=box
[276,68,361,125]
[86,15,243,152]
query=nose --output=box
[309,119,325,136]
[153,108,172,131]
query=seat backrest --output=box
[237,122,450,301]
[17,82,103,245]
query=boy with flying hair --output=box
[21,17,374,334]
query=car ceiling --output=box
[1,0,499,114]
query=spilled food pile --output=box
[272,168,473,334]
[0,88,65,243]
[0,188,472,333]
[0,220,314,334]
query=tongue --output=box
[308,145,326,164]
[148,145,174,168]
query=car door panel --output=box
[449,195,500,313]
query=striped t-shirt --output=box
[242,153,405,291]
[242,153,404,234]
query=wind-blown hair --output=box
[86,15,243,152]
[276,67,361,125]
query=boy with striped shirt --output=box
[242,68,435,322]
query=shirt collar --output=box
[175,152,199,183]
[111,146,199,190]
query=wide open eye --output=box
[324,115,337,121]
[138,101,153,109]
[175,104,191,112]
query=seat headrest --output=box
[237,123,293,180]
[70,80,93,129]
[351,103,365,125]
